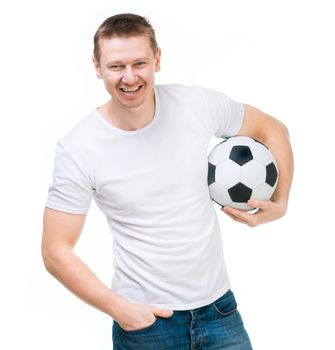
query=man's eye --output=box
[109,65,122,70]
[136,61,147,66]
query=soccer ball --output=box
[207,136,279,211]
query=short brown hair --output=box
[93,13,158,63]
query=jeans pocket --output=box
[114,317,159,335]
[213,290,238,317]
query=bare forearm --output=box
[43,248,121,318]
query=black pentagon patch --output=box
[266,162,278,187]
[229,146,253,166]
[207,162,216,185]
[228,182,252,203]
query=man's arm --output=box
[222,104,294,226]
[41,208,173,330]
[42,208,121,314]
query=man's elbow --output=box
[41,244,57,275]
[41,241,69,276]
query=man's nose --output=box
[122,66,137,85]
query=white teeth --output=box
[121,86,141,92]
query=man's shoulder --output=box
[57,110,98,151]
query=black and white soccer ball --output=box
[207,136,279,211]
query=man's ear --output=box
[155,47,161,72]
[92,56,102,79]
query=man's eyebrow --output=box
[134,57,150,62]
[105,60,123,66]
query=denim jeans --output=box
[112,289,253,349]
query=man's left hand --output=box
[221,199,287,227]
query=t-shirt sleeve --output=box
[46,139,94,214]
[198,86,245,138]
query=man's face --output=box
[93,35,161,110]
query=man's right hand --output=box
[111,295,174,331]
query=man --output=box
[42,13,293,349]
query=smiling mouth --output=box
[119,85,143,94]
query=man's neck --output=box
[99,93,156,132]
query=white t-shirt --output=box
[46,84,244,310]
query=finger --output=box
[222,206,249,219]
[223,207,258,227]
[152,308,174,318]
[223,210,246,224]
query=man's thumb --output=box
[152,308,174,318]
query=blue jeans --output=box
[112,290,253,349]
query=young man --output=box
[42,13,293,349]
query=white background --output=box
[1,0,334,349]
